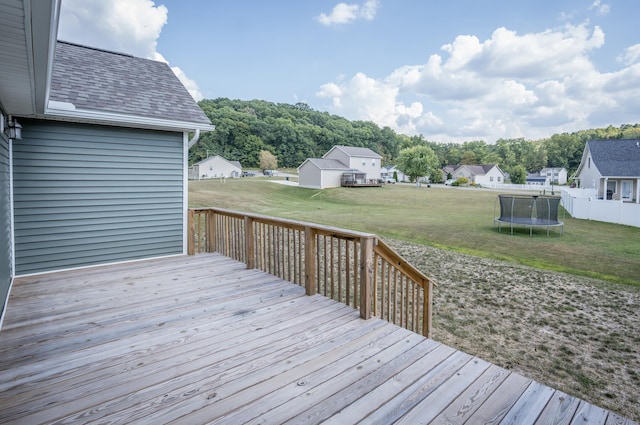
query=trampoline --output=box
[494,195,564,236]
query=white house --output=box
[574,139,640,202]
[189,155,242,179]
[452,164,505,186]
[323,146,382,181]
[381,165,408,182]
[540,167,567,185]
[298,146,382,189]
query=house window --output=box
[490,176,494,182]
[362,160,366,166]
[372,160,376,166]
[621,180,632,200]
[588,157,591,168]
[498,176,502,182]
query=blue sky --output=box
[58,0,640,143]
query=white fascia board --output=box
[45,102,215,132]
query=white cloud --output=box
[589,0,611,16]
[316,23,640,143]
[315,0,380,26]
[58,0,204,101]
[617,44,640,65]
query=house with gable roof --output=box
[298,145,382,189]
[451,164,505,186]
[189,155,242,179]
[574,139,640,202]
[0,1,214,324]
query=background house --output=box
[526,172,549,185]
[451,164,505,185]
[381,165,408,182]
[0,1,214,326]
[189,155,242,179]
[574,139,640,202]
[297,158,356,189]
[298,146,382,189]
[540,167,568,185]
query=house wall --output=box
[12,120,185,275]
[475,167,504,185]
[196,157,241,179]
[325,149,380,180]
[576,149,602,190]
[322,169,345,188]
[0,130,11,323]
[298,161,322,189]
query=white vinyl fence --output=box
[561,188,640,227]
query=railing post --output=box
[359,236,374,320]
[187,209,195,255]
[424,280,433,338]
[245,216,255,269]
[304,226,316,296]
[207,210,216,253]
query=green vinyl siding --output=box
[0,131,11,318]
[13,120,184,275]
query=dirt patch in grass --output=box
[387,238,640,422]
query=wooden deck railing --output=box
[188,208,434,337]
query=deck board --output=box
[0,253,635,424]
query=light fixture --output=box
[7,117,22,140]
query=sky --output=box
[57,0,640,144]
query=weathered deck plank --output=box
[0,253,634,424]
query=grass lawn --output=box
[189,178,640,287]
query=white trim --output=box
[45,104,215,133]
[9,138,15,280]
[183,132,189,255]
[0,277,14,331]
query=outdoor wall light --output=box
[6,117,22,140]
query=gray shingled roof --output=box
[49,41,211,125]
[461,164,497,175]
[589,139,640,177]
[306,158,354,170]
[331,145,382,159]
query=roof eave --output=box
[44,104,215,132]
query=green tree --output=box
[509,165,527,184]
[396,145,440,183]
[259,150,278,171]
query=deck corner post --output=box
[359,236,374,320]
[424,279,433,338]
[187,209,195,255]
[304,226,317,296]
[245,216,255,269]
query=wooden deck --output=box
[0,254,634,424]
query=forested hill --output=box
[192,97,640,176]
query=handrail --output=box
[188,207,434,337]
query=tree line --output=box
[192,97,640,182]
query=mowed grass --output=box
[189,178,640,287]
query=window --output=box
[498,176,502,182]
[588,157,591,168]
[621,180,632,200]
[372,160,376,166]
[490,176,494,182]
[362,160,366,166]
